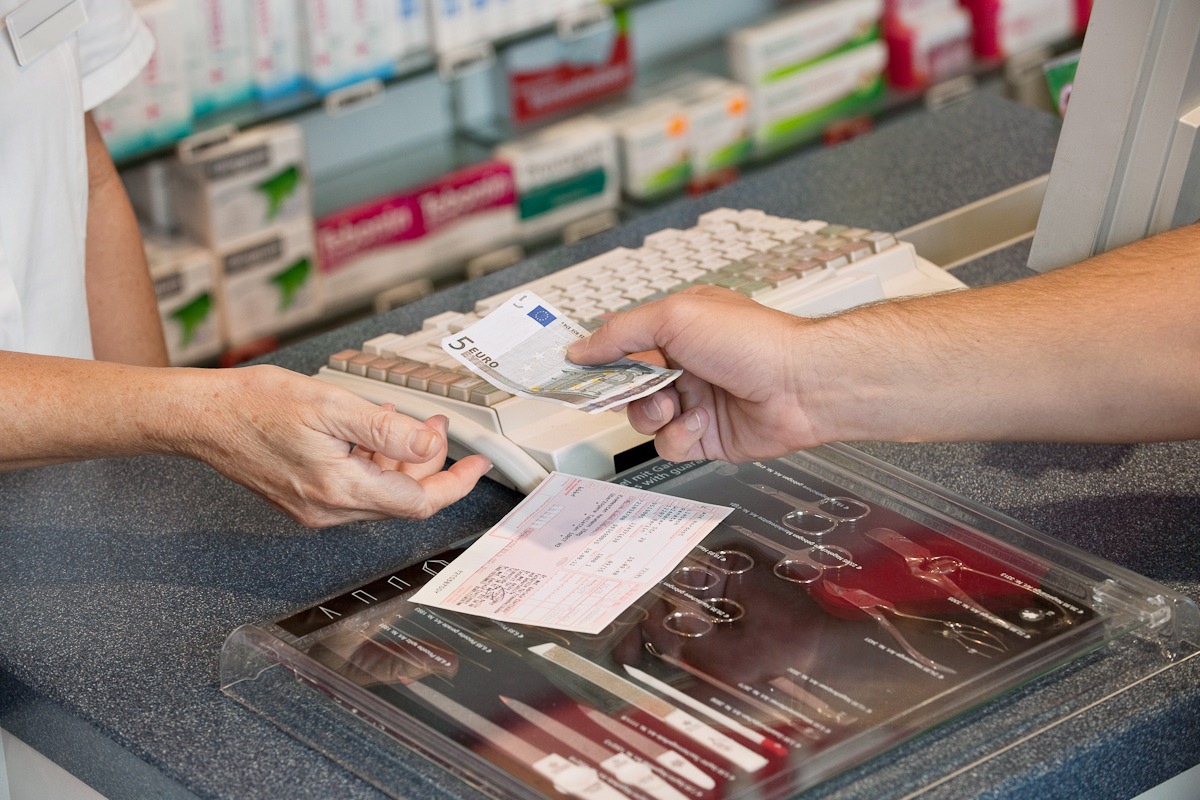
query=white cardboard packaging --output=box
[95,0,192,161]
[179,0,255,116]
[653,74,753,178]
[729,0,884,86]
[169,122,312,249]
[216,222,323,346]
[144,232,224,365]
[250,0,304,99]
[603,98,692,201]
[749,39,887,154]
[494,115,619,242]
[296,0,377,92]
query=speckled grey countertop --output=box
[1,93,1196,800]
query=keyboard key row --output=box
[326,349,514,407]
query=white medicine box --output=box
[144,233,224,366]
[169,122,312,249]
[494,115,620,243]
[603,98,693,202]
[215,223,323,346]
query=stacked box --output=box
[168,122,322,345]
[316,160,518,314]
[729,0,887,157]
[250,0,305,100]
[144,233,223,365]
[494,115,620,244]
[94,0,192,161]
[179,0,255,116]
[649,73,753,180]
[169,122,311,247]
[602,98,692,202]
[216,224,323,346]
[884,0,973,90]
[960,0,1080,60]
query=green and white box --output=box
[746,38,886,156]
[216,223,323,346]
[169,122,312,249]
[145,233,223,365]
[495,115,619,243]
[603,98,692,202]
[653,73,753,178]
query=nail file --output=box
[528,643,769,772]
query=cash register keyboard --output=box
[316,208,964,493]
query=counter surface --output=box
[1,93,1197,800]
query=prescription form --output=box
[411,472,732,634]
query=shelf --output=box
[112,0,664,169]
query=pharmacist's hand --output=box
[186,366,491,527]
[568,287,823,463]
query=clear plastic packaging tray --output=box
[220,444,1200,799]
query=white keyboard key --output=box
[363,333,405,357]
[423,310,469,331]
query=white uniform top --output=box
[0,0,152,358]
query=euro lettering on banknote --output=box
[441,292,681,414]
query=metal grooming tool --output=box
[821,581,1006,659]
[403,681,634,800]
[670,550,756,593]
[646,644,828,740]
[500,696,691,800]
[765,676,859,726]
[917,554,1082,624]
[819,581,959,674]
[864,528,1033,639]
[649,581,745,638]
[528,643,770,772]
[730,524,855,585]
[716,461,870,535]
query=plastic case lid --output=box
[220,443,1200,800]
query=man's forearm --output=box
[813,222,1200,444]
[84,112,169,367]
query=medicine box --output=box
[728,0,884,87]
[651,73,753,179]
[884,3,973,89]
[250,0,304,100]
[960,0,1080,60]
[428,0,486,53]
[316,160,518,314]
[169,122,312,249]
[494,115,620,244]
[179,0,255,116]
[215,222,323,346]
[396,0,432,58]
[296,0,391,94]
[144,232,223,365]
[748,39,887,157]
[95,0,192,161]
[603,98,692,202]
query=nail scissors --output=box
[730,524,855,585]
[743,481,870,535]
[650,580,745,638]
[821,579,1006,657]
[669,549,755,592]
[864,528,1033,639]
